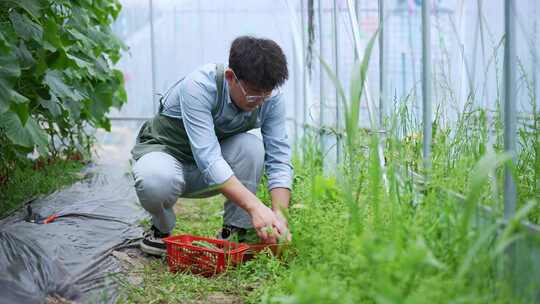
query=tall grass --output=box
[257,25,539,304]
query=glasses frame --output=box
[232,71,273,104]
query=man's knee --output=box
[133,154,184,209]
[221,133,264,169]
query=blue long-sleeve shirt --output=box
[161,63,293,191]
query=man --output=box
[131,36,293,256]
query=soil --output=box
[197,292,244,304]
[45,295,75,304]
[112,246,154,286]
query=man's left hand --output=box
[273,209,292,242]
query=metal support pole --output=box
[534,3,538,112]
[378,0,386,126]
[422,0,432,172]
[332,0,341,163]
[401,52,407,98]
[301,0,308,135]
[318,0,325,154]
[293,35,300,146]
[503,0,517,220]
[354,0,360,61]
[407,8,419,118]
[149,0,158,115]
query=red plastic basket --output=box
[163,234,249,277]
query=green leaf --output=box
[0,31,11,53]
[43,18,62,51]
[87,83,113,121]
[9,11,43,42]
[0,81,27,115]
[66,53,92,70]
[40,96,62,117]
[3,0,45,20]
[94,55,111,75]
[64,98,82,120]
[0,51,21,78]
[0,112,48,151]
[66,28,94,46]
[10,101,30,125]
[43,70,84,102]
[348,29,379,148]
[0,79,13,113]
[11,90,30,104]
[15,41,35,69]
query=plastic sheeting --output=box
[0,164,148,304]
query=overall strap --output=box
[159,63,224,114]
[213,63,225,115]
[158,77,184,113]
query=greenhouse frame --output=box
[0,0,538,303]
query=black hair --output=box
[228,36,288,91]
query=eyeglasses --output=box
[232,71,273,103]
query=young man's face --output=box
[225,69,273,112]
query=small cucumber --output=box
[191,240,220,250]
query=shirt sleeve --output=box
[179,81,233,186]
[261,94,294,191]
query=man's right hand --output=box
[220,175,285,243]
[248,202,286,244]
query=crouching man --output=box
[131,36,293,256]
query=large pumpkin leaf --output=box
[0,81,27,115]
[3,0,45,20]
[11,89,29,104]
[9,11,43,42]
[43,18,62,51]
[0,31,11,53]
[43,70,84,102]
[64,98,82,121]
[0,112,48,151]
[15,41,35,69]
[0,51,21,78]
[40,95,62,117]
[11,101,30,125]
[0,79,13,113]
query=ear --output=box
[224,68,235,83]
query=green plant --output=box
[0,0,126,173]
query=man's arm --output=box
[180,77,284,243]
[271,187,290,212]
[261,94,294,235]
[220,176,286,243]
[270,187,292,241]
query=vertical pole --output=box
[354,0,360,61]
[301,0,307,135]
[534,3,538,111]
[378,0,386,127]
[401,52,407,98]
[503,0,517,221]
[471,1,480,97]
[293,35,300,146]
[318,0,325,155]
[333,0,341,163]
[503,0,517,290]
[407,8,419,120]
[149,0,158,115]
[422,0,432,172]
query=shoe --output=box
[140,225,170,256]
[216,225,260,244]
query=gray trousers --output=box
[132,133,264,234]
